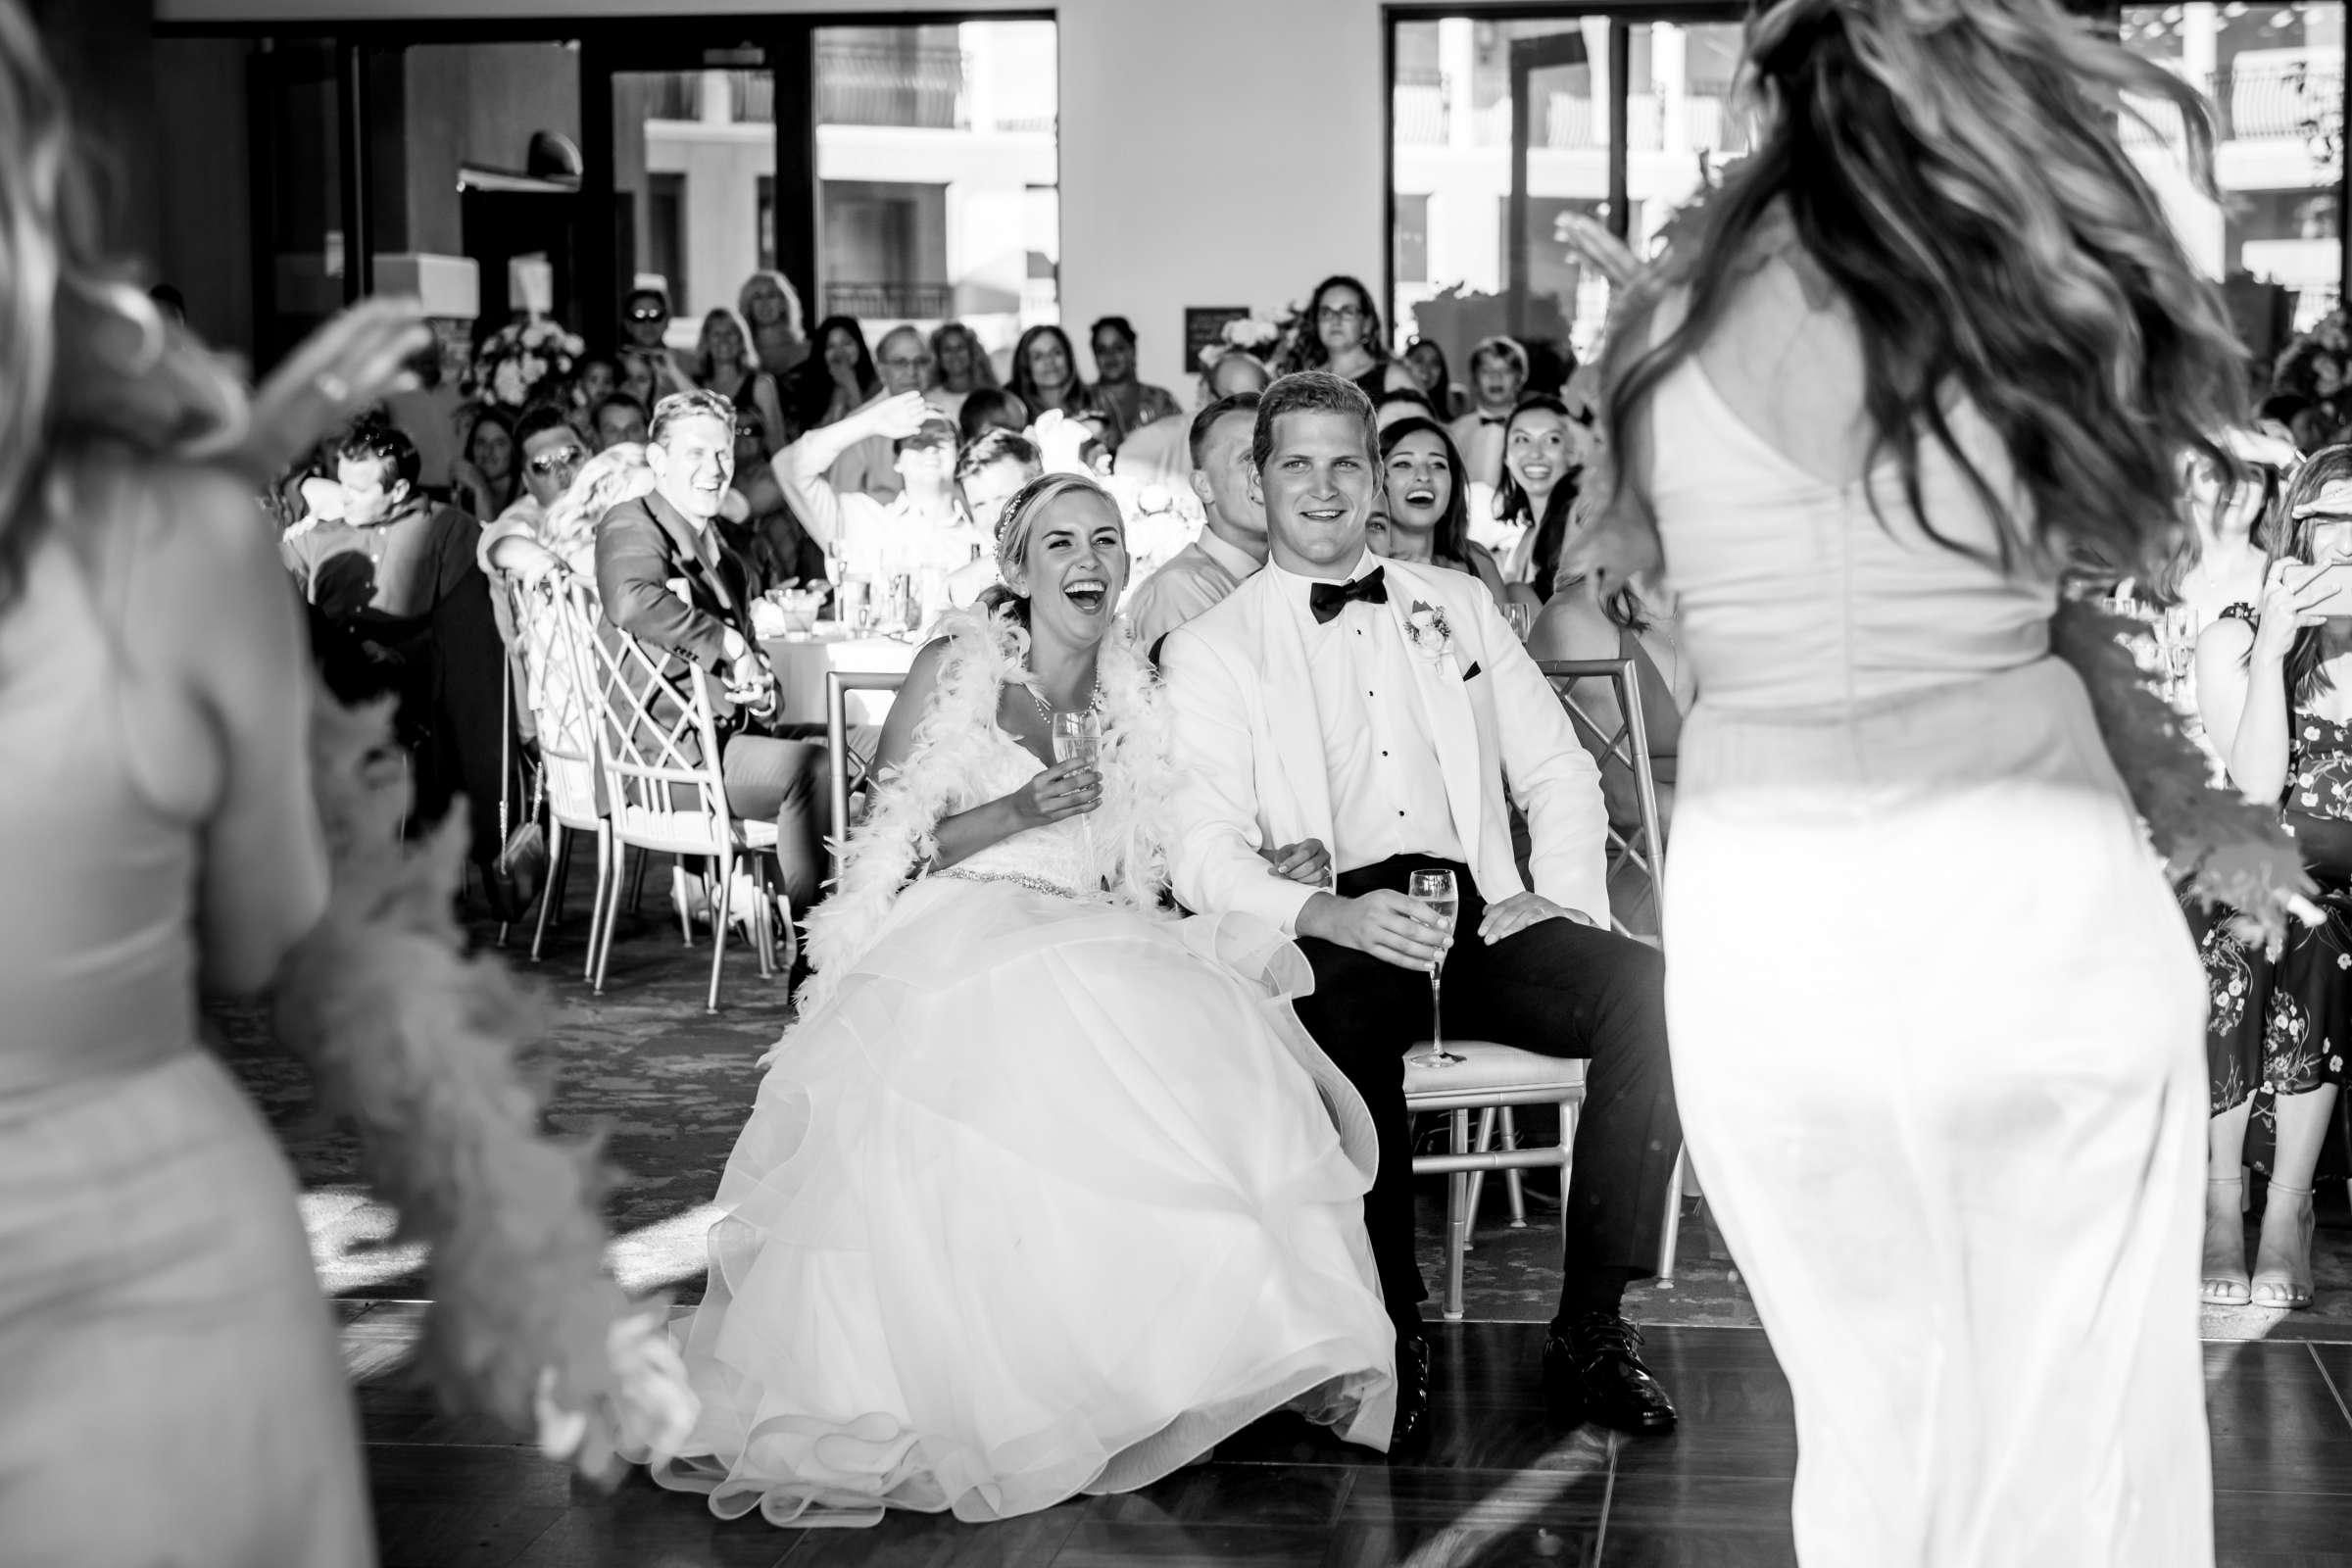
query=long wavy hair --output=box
[1495,394,1586,597]
[0,2,246,615]
[1008,324,1093,416]
[1285,274,1390,377]
[929,320,998,394]
[2260,444,2352,707]
[540,442,652,566]
[1591,0,2246,582]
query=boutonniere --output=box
[1404,601,1455,663]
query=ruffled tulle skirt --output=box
[644,876,1398,1527]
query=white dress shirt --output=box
[1272,554,1465,874]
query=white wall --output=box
[153,0,1585,389]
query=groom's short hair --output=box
[1251,370,1377,474]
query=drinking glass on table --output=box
[1406,868,1462,1067]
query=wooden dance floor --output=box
[346,1310,2352,1566]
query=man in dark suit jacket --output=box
[596,389,826,915]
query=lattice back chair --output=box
[825,670,910,882]
[573,604,782,1010]
[1402,654,1687,1320]
[504,573,614,974]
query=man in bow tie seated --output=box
[1161,371,1682,1450]
[596,389,826,922]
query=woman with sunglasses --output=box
[618,287,696,409]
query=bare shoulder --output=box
[1526,579,1618,662]
[2197,613,2256,662]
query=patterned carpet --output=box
[208,866,2352,1342]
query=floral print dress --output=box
[2199,624,2352,1166]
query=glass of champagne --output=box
[1503,601,1536,642]
[1407,869,1462,1067]
[1051,710,1103,872]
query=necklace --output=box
[1030,681,1102,724]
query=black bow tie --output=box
[1479,415,1509,426]
[1308,566,1388,626]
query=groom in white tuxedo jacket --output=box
[1162,372,1682,1446]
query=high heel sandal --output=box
[2250,1180,2317,1310]
[2202,1175,2253,1307]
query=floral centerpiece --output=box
[1200,311,1298,378]
[466,318,588,411]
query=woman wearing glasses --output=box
[1283,274,1413,403]
[618,287,696,409]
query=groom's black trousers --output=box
[1291,855,1681,1339]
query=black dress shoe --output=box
[1543,1311,1677,1435]
[1389,1335,1432,1455]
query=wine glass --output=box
[1502,601,1536,642]
[1407,869,1462,1067]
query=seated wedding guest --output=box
[1525,567,1690,935]
[570,353,618,430]
[1115,349,1274,488]
[592,391,650,452]
[1369,416,1508,604]
[453,404,519,521]
[827,324,954,504]
[488,404,589,540]
[2265,391,2337,457]
[484,443,650,584]
[944,429,1044,609]
[1125,392,1268,658]
[1010,323,1108,438]
[1496,394,1590,598]
[775,391,982,614]
[1403,335,1466,419]
[957,385,1031,448]
[2193,447,2352,1312]
[633,472,1397,1526]
[2146,428,2297,698]
[1161,371,1681,1448]
[282,416,508,886]
[596,390,827,919]
[1284,274,1414,403]
[695,307,787,454]
[1089,316,1181,447]
[738,270,808,379]
[928,319,996,421]
[721,407,825,592]
[1447,335,1531,494]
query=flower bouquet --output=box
[466,318,589,411]
[1200,310,1298,378]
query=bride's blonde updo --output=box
[979,470,1121,628]
[0,3,247,610]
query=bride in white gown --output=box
[642,472,1396,1527]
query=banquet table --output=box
[762,628,918,733]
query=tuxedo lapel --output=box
[646,490,738,614]
[1384,564,1486,856]
[1246,574,1336,845]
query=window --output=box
[647,172,687,311]
[2122,1,2346,345]
[815,20,1058,349]
[1389,13,1748,392]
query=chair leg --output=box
[1655,1145,1688,1287]
[591,844,626,995]
[750,856,776,980]
[1445,1107,1471,1322]
[1463,1106,1498,1252]
[675,858,697,948]
[581,824,612,983]
[629,849,649,916]
[1500,1106,1529,1228]
[1558,1101,1581,1250]
[530,819,566,962]
[706,851,732,1013]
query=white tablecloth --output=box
[764,633,917,731]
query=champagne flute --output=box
[1407,869,1462,1067]
[1052,710,1103,875]
[1503,601,1536,642]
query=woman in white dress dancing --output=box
[641,473,1396,1527]
[1571,0,2247,1562]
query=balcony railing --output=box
[817,43,966,129]
[824,281,958,319]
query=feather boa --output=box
[2052,592,2312,943]
[797,606,1171,1016]
[271,686,689,1477]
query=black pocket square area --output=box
[1462,662,1483,682]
